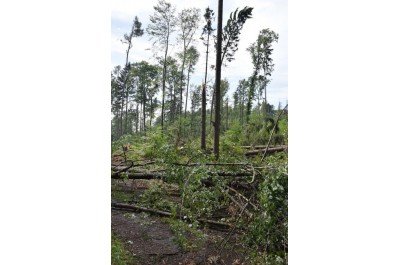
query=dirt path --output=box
[112,207,247,265]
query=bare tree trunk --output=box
[150,97,153,128]
[214,0,223,160]
[201,83,206,150]
[161,36,170,131]
[135,103,139,133]
[125,90,128,135]
[209,88,215,131]
[201,32,211,150]
[179,40,187,117]
[184,66,191,118]
[142,96,146,135]
[226,98,229,131]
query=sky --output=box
[111,0,287,109]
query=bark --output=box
[245,146,287,156]
[241,145,286,149]
[161,34,170,131]
[184,66,191,119]
[201,84,206,150]
[111,202,233,230]
[111,171,253,179]
[214,0,223,160]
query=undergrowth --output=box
[111,233,136,265]
[111,114,288,264]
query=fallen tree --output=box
[112,171,254,179]
[244,146,287,156]
[241,145,286,150]
[111,202,233,230]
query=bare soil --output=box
[111,180,248,265]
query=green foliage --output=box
[167,218,208,251]
[244,165,288,263]
[179,166,226,219]
[221,6,254,63]
[111,233,136,265]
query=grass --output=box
[111,233,136,265]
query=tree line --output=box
[111,0,281,157]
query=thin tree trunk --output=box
[125,90,128,135]
[179,41,187,117]
[135,103,139,133]
[201,83,206,150]
[201,32,211,150]
[184,66,191,118]
[264,81,268,120]
[150,97,153,128]
[226,99,228,131]
[142,96,146,134]
[161,35,169,131]
[214,0,223,160]
[178,43,187,137]
[210,88,215,131]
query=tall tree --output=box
[177,8,201,118]
[246,28,278,122]
[147,0,177,131]
[120,16,144,135]
[200,7,215,150]
[122,16,144,66]
[164,56,180,123]
[214,0,223,160]
[131,61,159,134]
[210,6,253,133]
[183,46,200,119]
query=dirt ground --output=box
[111,180,248,265]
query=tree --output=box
[200,7,215,150]
[164,56,180,123]
[210,6,253,137]
[221,7,253,64]
[131,61,159,134]
[214,0,223,160]
[147,0,177,131]
[233,78,249,127]
[246,28,278,122]
[122,16,144,66]
[118,16,144,135]
[183,46,200,119]
[177,8,201,118]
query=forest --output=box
[111,0,288,264]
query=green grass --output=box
[111,233,136,265]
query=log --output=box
[173,162,249,167]
[111,202,233,230]
[240,145,286,150]
[111,171,253,179]
[111,172,164,179]
[244,146,287,156]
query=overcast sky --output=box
[111,0,287,108]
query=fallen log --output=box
[112,171,253,179]
[111,202,233,230]
[111,172,164,179]
[244,146,287,156]
[173,162,249,167]
[240,145,286,150]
